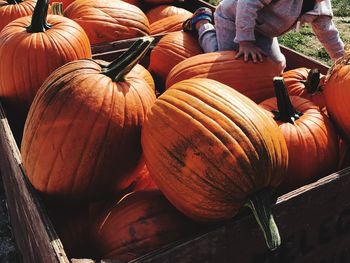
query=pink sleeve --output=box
[311,16,345,61]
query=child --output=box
[183,0,345,70]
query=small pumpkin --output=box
[21,37,156,203]
[146,5,192,24]
[259,77,338,194]
[166,51,283,103]
[150,13,192,35]
[90,190,203,261]
[64,0,150,45]
[148,31,203,92]
[282,67,326,109]
[0,0,36,32]
[0,0,91,142]
[324,51,350,141]
[142,78,288,250]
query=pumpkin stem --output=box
[51,2,64,16]
[27,0,51,33]
[102,36,154,82]
[272,77,302,124]
[7,0,23,4]
[303,68,320,94]
[245,188,280,251]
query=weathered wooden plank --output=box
[0,103,69,263]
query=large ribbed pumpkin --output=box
[324,52,350,141]
[148,31,202,91]
[49,0,74,9]
[282,67,326,109]
[146,5,192,24]
[142,78,288,250]
[259,77,338,194]
[0,0,36,32]
[166,51,283,103]
[90,190,203,261]
[149,13,192,35]
[0,0,91,142]
[21,37,156,203]
[64,0,150,45]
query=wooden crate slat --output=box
[0,103,69,263]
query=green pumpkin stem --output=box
[7,0,23,4]
[103,37,154,82]
[304,68,321,93]
[27,0,51,33]
[51,2,64,16]
[272,77,302,124]
[244,188,280,251]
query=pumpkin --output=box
[338,139,350,170]
[324,52,350,141]
[282,67,326,109]
[64,0,150,45]
[166,51,283,103]
[90,190,203,261]
[114,154,158,195]
[259,77,338,194]
[0,0,91,142]
[150,13,192,35]
[0,0,36,32]
[130,64,155,92]
[49,0,74,9]
[146,5,192,24]
[148,31,203,92]
[21,37,156,203]
[143,0,176,5]
[141,78,288,250]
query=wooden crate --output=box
[0,0,346,262]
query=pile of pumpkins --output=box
[1,0,350,261]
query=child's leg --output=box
[255,33,286,71]
[197,23,219,53]
[214,11,239,51]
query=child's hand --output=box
[235,41,267,63]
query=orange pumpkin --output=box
[130,64,155,92]
[282,67,326,109]
[148,31,203,92]
[259,77,338,194]
[146,5,192,24]
[142,78,288,250]
[324,52,350,141]
[166,51,283,103]
[64,0,150,45]
[0,0,91,142]
[0,0,36,32]
[90,190,203,261]
[150,13,192,35]
[49,0,74,9]
[21,37,156,203]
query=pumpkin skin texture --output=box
[324,53,350,141]
[149,13,192,35]
[0,0,91,143]
[90,190,202,261]
[21,38,156,203]
[259,78,338,195]
[49,0,74,9]
[141,78,288,250]
[130,64,156,92]
[64,0,150,45]
[282,67,326,109]
[166,51,283,103]
[146,5,192,24]
[0,0,36,32]
[148,31,203,92]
